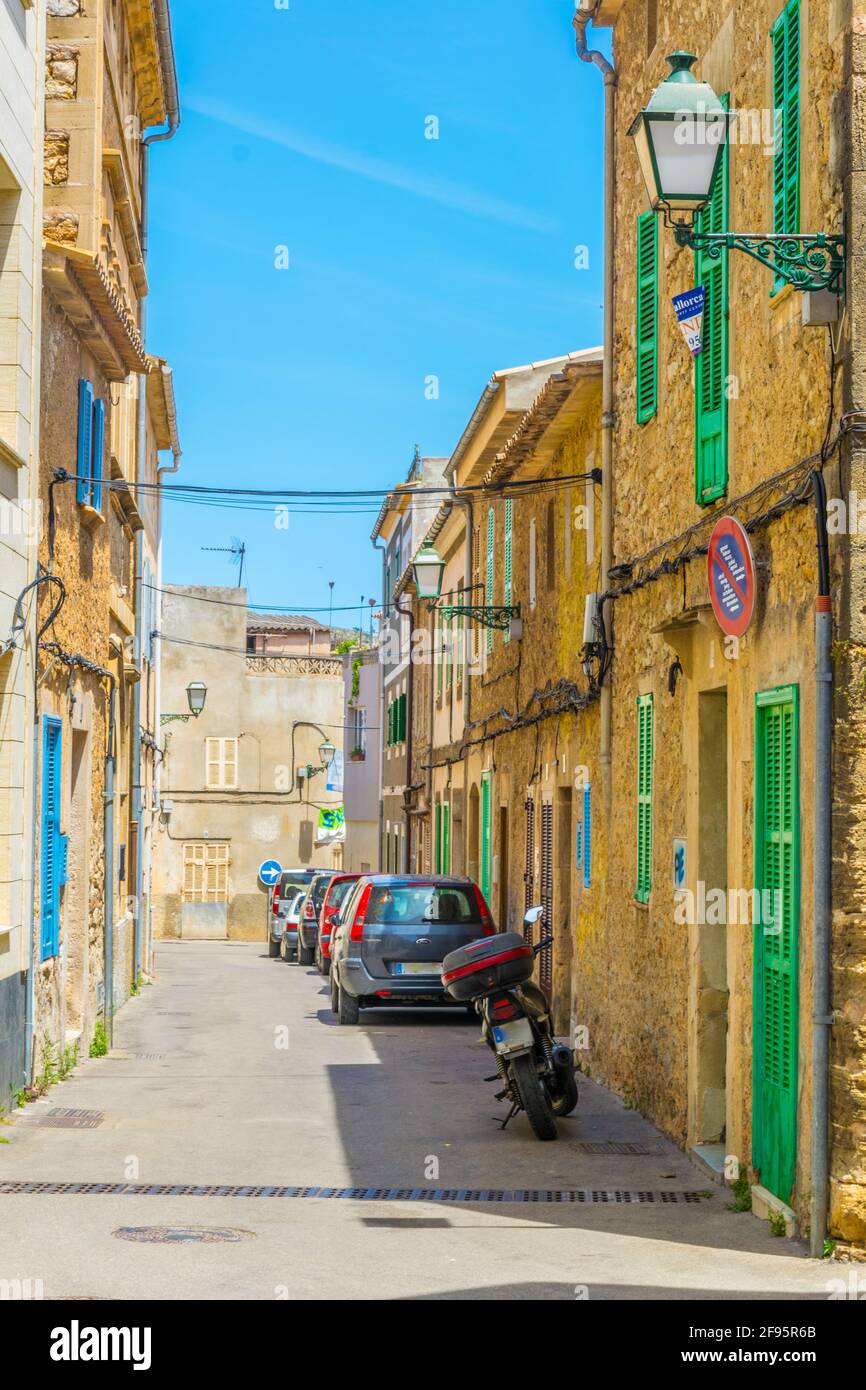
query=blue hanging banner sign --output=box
[672,286,705,356]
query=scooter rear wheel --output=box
[552,1070,579,1116]
[511,1052,558,1141]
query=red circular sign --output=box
[707,516,756,638]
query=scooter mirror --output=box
[524,904,544,925]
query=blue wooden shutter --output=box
[694,94,730,504]
[40,716,63,961]
[76,379,94,505]
[771,0,800,294]
[91,397,105,510]
[583,782,592,889]
[635,211,658,424]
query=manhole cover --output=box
[114,1226,255,1244]
[133,1054,165,1062]
[38,1109,103,1129]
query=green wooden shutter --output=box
[635,211,658,425]
[695,93,730,505]
[480,771,492,903]
[503,498,513,644]
[399,692,407,742]
[485,507,495,654]
[434,803,442,874]
[753,685,800,1202]
[635,694,654,903]
[436,613,443,698]
[771,0,800,295]
[442,802,450,875]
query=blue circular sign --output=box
[258,859,282,886]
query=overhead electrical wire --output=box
[53,466,600,509]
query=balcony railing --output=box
[246,654,343,677]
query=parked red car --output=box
[315,873,361,975]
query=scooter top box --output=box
[442,931,534,1002]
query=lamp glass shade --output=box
[412,545,445,600]
[319,738,336,768]
[186,681,207,716]
[628,52,734,212]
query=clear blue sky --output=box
[146,1,611,620]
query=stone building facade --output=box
[152,589,345,942]
[371,452,448,875]
[449,353,604,1037]
[577,0,865,1243]
[0,0,46,1103]
[32,0,178,1064]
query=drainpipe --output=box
[373,537,386,869]
[810,468,832,1258]
[574,3,616,810]
[103,674,117,1045]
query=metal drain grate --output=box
[0,1181,705,1204]
[572,1142,664,1156]
[37,1109,104,1129]
[114,1226,255,1244]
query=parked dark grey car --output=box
[328,875,496,1024]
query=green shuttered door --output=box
[695,95,730,505]
[636,211,658,425]
[480,772,492,904]
[635,694,653,903]
[753,685,800,1203]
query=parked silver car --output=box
[278,890,305,961]
[267,868,316,958]
[328,875,496,1024]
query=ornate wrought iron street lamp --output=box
[629,52,845,292]
[161,680,208,726]
[411,545,445,600]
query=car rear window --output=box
[365,885,481,926]
[281,871,314,891]
[312,877,334,909]
[328,878,358,909]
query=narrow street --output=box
[0,946,834,1301]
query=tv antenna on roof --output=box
[202,536,246,588]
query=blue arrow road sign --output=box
[258,859,282,886]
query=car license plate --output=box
[392,962,441,976]
[492,1017,534,1052]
